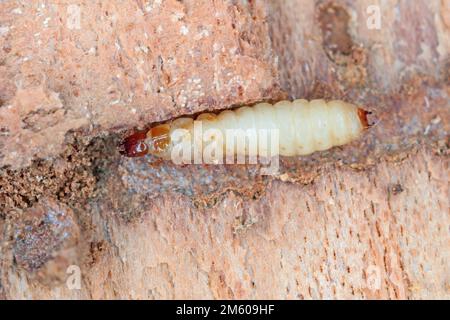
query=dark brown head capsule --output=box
[120,130,149,157]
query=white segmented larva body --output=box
[205,99,365,156]
[123,99,369,159]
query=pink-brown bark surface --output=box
[0,0,448,299]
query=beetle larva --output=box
[122,99,370,161]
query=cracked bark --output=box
[0,0,449,299]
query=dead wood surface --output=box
[0,0,449,299]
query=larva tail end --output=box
[120,130,149,157]
[357,108,372,129]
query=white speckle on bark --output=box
[12,8,23,15]
[43,17,51,27]
[171,11,185,22]
[180,25,189,35]
[0,26,10,36]
[194,29,210,40]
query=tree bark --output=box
[0,0,448,299]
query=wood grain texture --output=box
[0,0,281,169]
[2,148,448,299]
[1,0,449,299]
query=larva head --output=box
[121,130,149,157]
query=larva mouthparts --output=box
[121,99,371,160]
[120,130,148,157]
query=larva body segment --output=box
[122,99,369,159]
